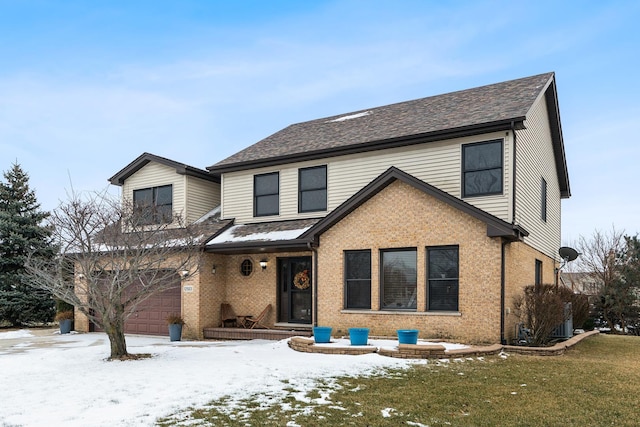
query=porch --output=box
[203,323,312,341]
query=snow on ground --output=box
[0,329,447,426]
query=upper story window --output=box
[133,185,173,225]
[380,248,417,310]
[299,165,327,213]
[254,172,279,217]
[462,140,503,197]
[541,178,547,222]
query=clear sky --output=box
[1,0,638,243]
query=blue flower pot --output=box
[59,319,73,334]
[313,326,332,343]
[349,327,370,346]
[168,324,182,342]
[397,329,419,345]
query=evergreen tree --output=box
[0,163,56,326]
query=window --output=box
[254,172,279,217]
[462,140,503,197]
[299,165,327,213]
[133,185,172,225]
[541,178,547,222]
[344,250,371,309]
[381,249,417,310]
[427,246,459,311]
[535,259,542,285]
[240,259,253,276]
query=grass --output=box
[158,334,640,426]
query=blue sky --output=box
[1,0,638,243]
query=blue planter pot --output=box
[349,327,370,346]
[313,326,332,343]
[397,329,419,345]
[168,324,182,341]
[59,319,73,334]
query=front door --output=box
[278,257,312,324]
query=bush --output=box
[166,314,184,325]
[513,284,566,346]
[54,310,74,321]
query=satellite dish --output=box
[559,246,579,262]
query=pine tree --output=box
[0,163,56,326]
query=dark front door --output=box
[278,257,312,324]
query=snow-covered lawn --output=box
[0,329,463,426]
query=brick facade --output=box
[314,180,555,345]
[75,182,557,344]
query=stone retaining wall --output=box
[288,330,600,359]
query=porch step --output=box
[203,327,312,341]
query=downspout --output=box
[510,121,517,224]
[308,241,319,327]
[500,239,507,345]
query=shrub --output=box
[166,314,184,325]
[54,310,74,321]
[513,284,566,346]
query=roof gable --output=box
[301,167,528,242]
[109,152,219,186]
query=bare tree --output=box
[574,226,631,331]
[24,190,201,360]
[574,226,625,290]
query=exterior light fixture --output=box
[259,259,268,270]
[180,270,189,278]
[212,264,217,274]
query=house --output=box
[560,272,603,296]
[75,72,570,344]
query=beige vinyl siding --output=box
[514,95,561,259]
[122,162,186,228]
[184,176,220,224]
[222,131,512,224]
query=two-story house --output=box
[76,72,570,344]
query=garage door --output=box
[93,286,182,336]
[125,286,182,335]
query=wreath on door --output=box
[293,269,310,290]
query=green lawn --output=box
[159,334,640,426]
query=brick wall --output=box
[503,242,558,343]
[186,250,312,337]
[316,180,505,344]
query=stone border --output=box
[289,336,377,355]
[288,330,600,359]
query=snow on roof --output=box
[207,224,312,245]
[194,206,221,224]
[327,110,371,122]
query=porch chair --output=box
[220,303,239,328]
[243,304,272,329]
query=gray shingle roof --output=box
[110,152,219,186]
[209,72,555,172]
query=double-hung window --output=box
[462,140,503,197]
[427,246,459,311]
[380,249,417,310]
[133,185,172,225]
[344,250,371,309]
[254,172,279,217]
[299,165,327,213]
